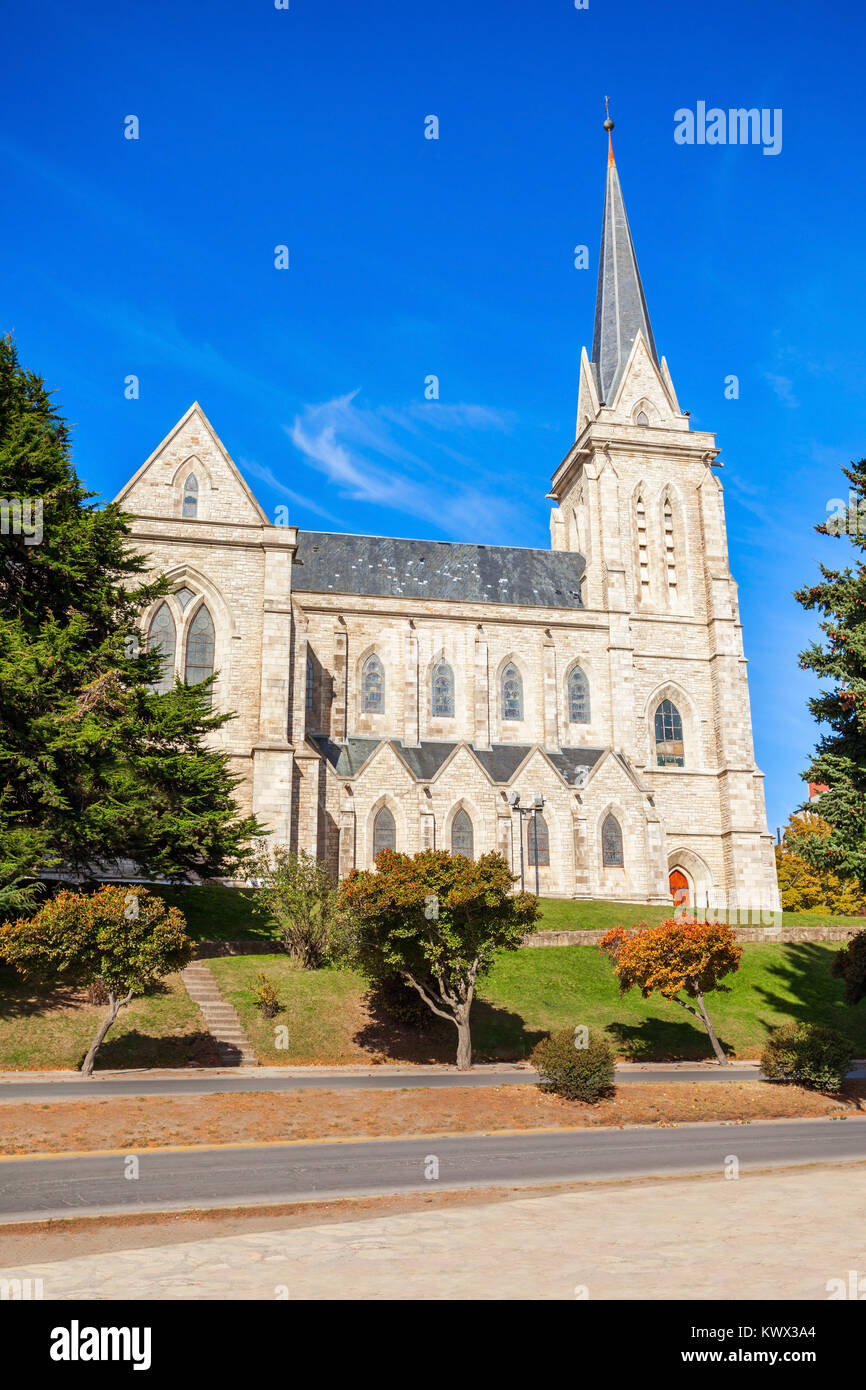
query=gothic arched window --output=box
[528,812,550,867]
[373,806,396,859]
[636,410,649,426]
[654,698,685,767]
[501,662,523,721]
[182,473,199,519]
[361,654,385,713]
[185,604,215,687]
[602,814,624,867]
[568,666,590,724]
[451,808,474,859]
[147,602,176,695]
[431,659,455,718]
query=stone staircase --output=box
[181,960,258,1066]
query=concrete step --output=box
[180,961,258,1068]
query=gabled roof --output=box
[308,735,609,790]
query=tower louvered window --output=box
[636,495,649,595]
[663,497,677,590]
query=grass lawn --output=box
[154,883,279,943]
[533,898,866,933]
[208,940,866,1066]
[0,966,219,1071]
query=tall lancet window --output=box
[663,496,677,591]
[361,654,385,714]
[568,666,590,724]
[635,495,650,596]
[372,806,396,859]
[147,602,176,695]
[185,604,215,689]
[182,474,199,519]
[655,699,685,767]
[431,659,455,718]
[451,808,474,859]
[527,812,550,867]
[602,814,624,867]
[501,662,523,721]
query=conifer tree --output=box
[795,458,866,889]
[0,336,262,908]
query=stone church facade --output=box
[115,134,780,910]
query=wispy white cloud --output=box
[286,392,522,539]
[765,372,798,407]
[239,456,339,522]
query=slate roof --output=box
[292,533,585,609]
[591,153,659,405]
[309,736,606,787]
[547,748,606,784]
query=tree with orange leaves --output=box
[599,918,743,1065]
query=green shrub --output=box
[531,1025,615,1102]
[761,1022,853,1092]
[254,972,281,1018]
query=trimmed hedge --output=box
[761,1022,853,1092]
[531,1025,615,1102]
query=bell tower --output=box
[548,108,780,912]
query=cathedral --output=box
[115,127,781,910]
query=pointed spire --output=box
[591,102,659,405]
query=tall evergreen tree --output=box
[795,456,866,888]
[0,336,263,908]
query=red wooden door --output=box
[669,869,690,909]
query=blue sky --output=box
[2,0,865,834]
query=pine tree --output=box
[0,336,263,906]
[795,456,866,888]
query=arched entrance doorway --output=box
[669,869,690,910]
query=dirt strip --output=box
[1,1080,863,1157]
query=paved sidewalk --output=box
[2,1164,864,1300]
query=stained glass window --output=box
[451,808,474,859]
[527,812,550,867]
[501,662,523,721]
[432,659,455,718]
[182,474,198,519]
[174,586,195,610]
[147,602,176,694]
[361,655,384,713]
[185,604,215,687]
[568,666,590,723]
[602,814,623,867]
[373,806,396,858]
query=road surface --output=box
[1,1116,864,1222]
[0,1063,796,1100]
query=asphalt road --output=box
[1,1117,864,1222]
[0,1065,781,1100]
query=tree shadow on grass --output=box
[354,992,546,1065]
[606,1016,735,1063]
[751,942,866,1048]
[0,965,90,1020]
[94,1029,221,1070]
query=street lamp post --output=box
[508,792,545,895]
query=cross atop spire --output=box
[590,105,659,405]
